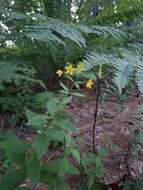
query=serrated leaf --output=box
[71,149,81,164]
[25,109,38,122]
[54,118,75,132]
[47,98,59,117]
[33,134,49,159]
[87,176,94,190]
[53,176,71,190]
[67,166,80,175]
[62,96,72,105]
[0,133,29,165]
[65,134,72,145]
[27,114,48,128]
[95,156,105,177]
[0,168,26,190]
[27,154,41,186]
[34,91,53,108]
[98,147,109,157]
[48,129,65,142]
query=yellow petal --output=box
[56,70,63,77]
[86,79,93,89]
[65,64,75,75]
[76,63,84,73]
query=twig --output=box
[92,78,101,153]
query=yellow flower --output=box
[76,63,84,73]
[86,79,94,89]
[65,64,75,75]
[56,70,63,77]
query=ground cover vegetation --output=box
[1,0,143,189]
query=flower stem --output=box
[92,78,101,153]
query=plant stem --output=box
[92,78,101,153]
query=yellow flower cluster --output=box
[56,63,84,77]
[56,63,94,89]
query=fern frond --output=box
[83,51,113,70]
[0,62,40,90]
[78,25,127,39]
[136,63,143,93]
[113,58,134,94]
[24,15,86,47]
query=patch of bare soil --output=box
[66,93,143,189]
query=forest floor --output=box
[66,93,143,189]
[23,92,143,190]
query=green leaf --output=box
[71,92,85,97]
[40,170,55,184]
[95,156,106,177]
[136,130,143,144]
[67,166,80,175]
[25,109,38,122]
[55,119,75,132]
[34,91,53,108]
[98,147,109,157]
[71,149,81,164]
[48,129,65,142]
[41,161,60,173]
[62,96,72,105]
[0,133,29,165]
[87,176,94,190]
[0,168,26,190]
[60,81,69,92]
[27,113,48,129]
[47,98,59,117]
[59,159,70,173]
[26,154,41,186]
[52,176,71,190]
[33,134,49,159]
[65,134,72,145]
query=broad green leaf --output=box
[47,98,59,117]
[65,134,72,145]
[81,153,95,165]
[26,154,41,186]
[0,133,29,165]
[41,159,78,175]
[48,129,65,142]
[67,166,80,175]
[54,119,75,132]
[40,170,55,184]
[41,160,60,173]
[25,109,38,121]
[95,156,106,177]
[27,114,48,128]
[52,176,71,190]
[87,176,94,190]
[62,96,72,105]
[34,91,53,108]
[98,147,109,157]
[71,149,81,164]
[59,159,70,174]
[0,168,26,190]
[33,134,49,159]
